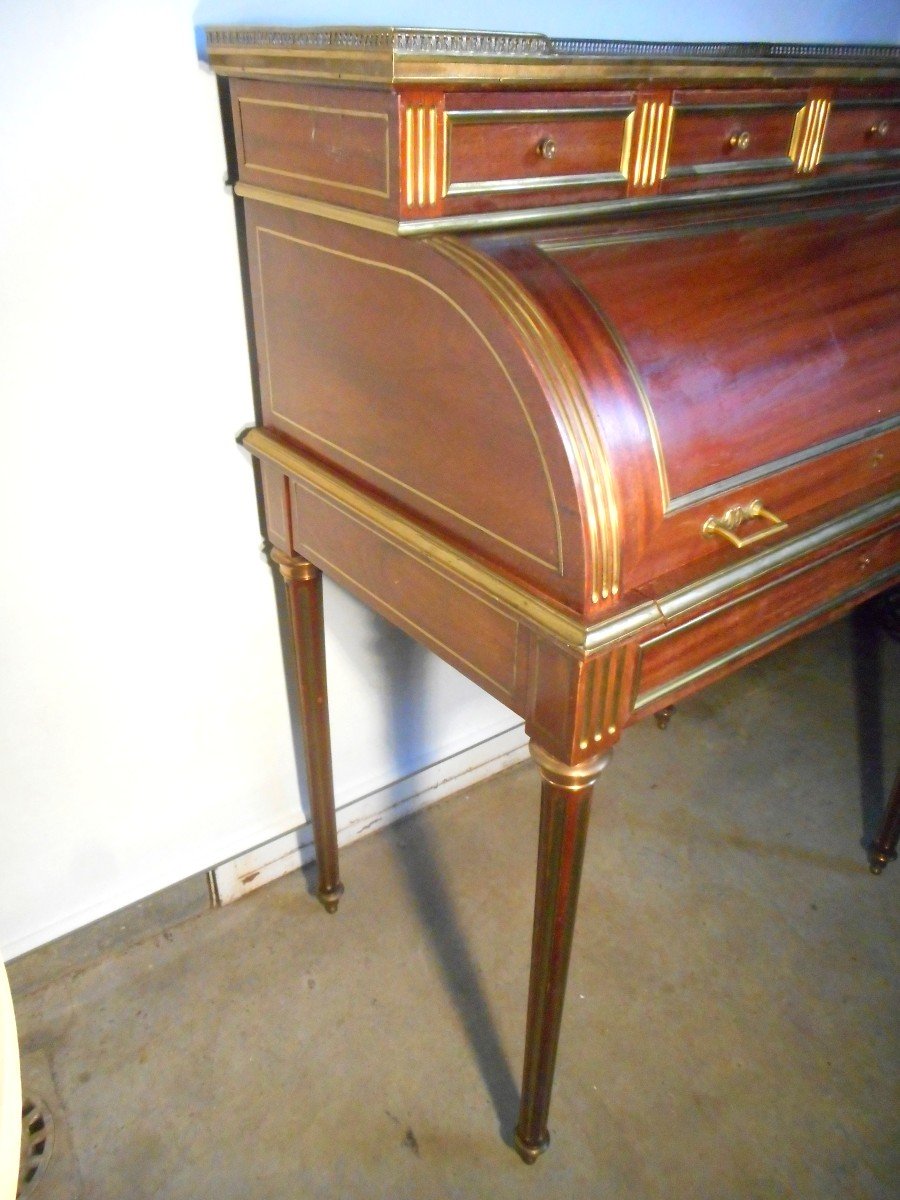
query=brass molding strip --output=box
[433,237,620,602]
[234,181,400,234]
[233,175,900,239]
[447,106,634,122]
[446,171,624,197]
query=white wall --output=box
[1,0,897,960]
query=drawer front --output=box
[446,108,631,196]
[667,98,800,180]
[632,526,900,715]
[821,101,900,165]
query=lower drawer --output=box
[631,526,899,714]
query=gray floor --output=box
[9,616,900,1200]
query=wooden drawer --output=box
[445,105,632,197]
[631,525,900,715]
[821,100,900,165]
[664,90,802,188]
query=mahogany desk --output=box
[205,29,900,1161]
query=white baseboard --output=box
[208,723,529,905]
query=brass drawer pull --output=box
[868,119,889,139]
[537,137,557,160]
[728,130,751,151]
[702,500,788,548]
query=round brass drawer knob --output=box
[728,130,751,151]
[868,120,890,139]
[537,137,557,160]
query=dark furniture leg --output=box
[870,769,900,875]
[515,744,611,1163]
[271,549,344,912]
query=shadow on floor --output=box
[371,620,521,1146]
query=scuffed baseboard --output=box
[208,723,529,905]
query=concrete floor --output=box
[9,615,900,1200]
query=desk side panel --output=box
[241,198,590,608]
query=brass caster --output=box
[514,1128,550,1164]
[317,883,344,913]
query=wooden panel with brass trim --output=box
[400,90,447,214]
[525,638,637,765]
[241,198,599,609]
[820,99,900,166]
[230,78,396,213]
[288,478,528,711]
[445,107,631,197]
[664,89,803,188]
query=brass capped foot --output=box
[514,1128,550,1164]
[869,849,895,876]
[654,705,676,730]
[317,883,345,913]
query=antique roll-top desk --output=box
[205,28,900,1162]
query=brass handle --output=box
[728,130,751,151]
[537,137,557,160]
[702,500,788,549]
[868,120,889,139]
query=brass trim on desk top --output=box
[205,28,900,85]
[240,427,899,658]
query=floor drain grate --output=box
[18,1097,54,1198]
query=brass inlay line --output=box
[789,98,831,173]
[434,106,441,205]
[238,98,390,198]
[255,226,563,574]
[434,238,619,602]
[404,107,414,205]
[416,106,425,203]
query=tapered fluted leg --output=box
[271,550,344,913]
[870,770,900,875]
[515,744,611,1163]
